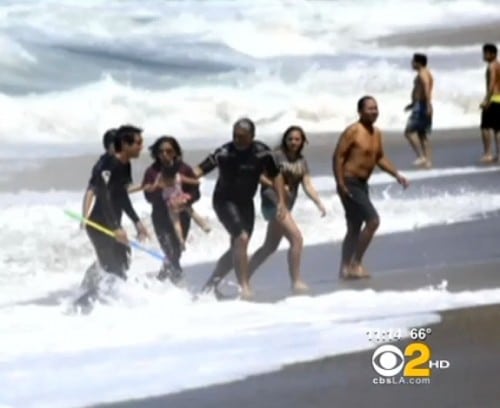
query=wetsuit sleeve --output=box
[260,147,280,178]
[119,163,140,224]
[197,147,223,175]
[120,188,140,224]
[125,163,133,186]
[87,158,103,191]
[91,156,120,230]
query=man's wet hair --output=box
[233,117,255,137]
[483,43,498,55]
[102,128,117,151]
[357,95,376,112]
[114,124,142,152]
[413,53,428,66]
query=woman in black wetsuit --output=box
[142,136,200,282]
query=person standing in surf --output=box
[248,125,326,294]
[85,125,149,280]
[404,53,433,169]
[333,96,409,280]
[81,128,117,228]
[142,136,206,283]
[479,43,500,163]
[194,118,287,300]
[81,128,147,228]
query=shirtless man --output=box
[404,53,433,168]
[479,43,500,163]
[333,96,409,279]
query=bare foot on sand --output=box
[480,154,495,164]
[413,157,426,166]
[351,263,371,279]
[240,286,254,301]
[339,265,364,280]
[292,280,310,295]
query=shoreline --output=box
[94,302,500,408]
[0,127,485,192]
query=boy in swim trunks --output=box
[404,53,433,169]
[479,43,500,163]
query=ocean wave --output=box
[0,0,495,153]
[0,62,485,153]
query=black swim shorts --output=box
[480,102,500,132]
[213,199,255,239]
[338,177,379,225]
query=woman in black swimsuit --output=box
[249,126,326,294]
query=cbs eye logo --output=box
[372,343,433,377]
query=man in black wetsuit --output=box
[82,128,147,225]
[194,118,287,299]
[86,125,149,280]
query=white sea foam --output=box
[1,166,499,306]
[0,65,487,154]
[1,282,500,408]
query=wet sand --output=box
[377,21,500,48]
[0,127,485,192]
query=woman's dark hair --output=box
[280,125,308,156]
[148,135,183,164]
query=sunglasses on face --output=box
[159,147,175,154]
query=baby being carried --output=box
[156,164,210,250]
